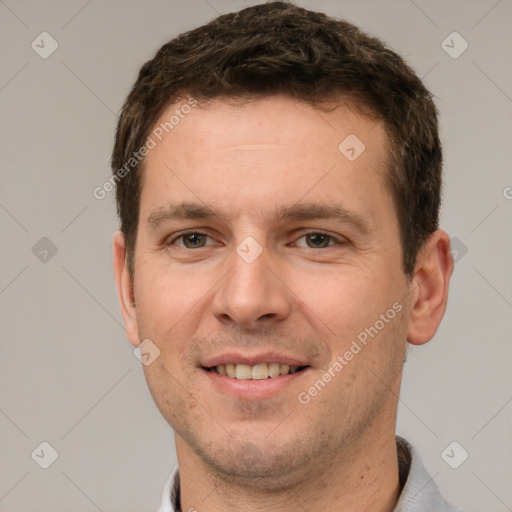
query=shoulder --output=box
[394,436,466,512]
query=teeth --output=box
[251,363,268,380]
[212,363,303,380]
[235,364,252,380]
[268,362,280,378]
[226,363,236,378]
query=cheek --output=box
[135,264,206,329]
[143,359,194,425]
[291,266,395,338]
[293,265,407,381]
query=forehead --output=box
[154,95,385,154]
[139,95,392,227]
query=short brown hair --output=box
[111,1,442,277]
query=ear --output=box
[113,231,141,347]
[407,230,454,345]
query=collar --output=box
[157,437,463,512]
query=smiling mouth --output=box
[205,363,309,380]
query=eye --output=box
[295,232,341,249]
[171,232,213,249]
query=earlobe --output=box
[112,231,141,347]
[406,230,454,346]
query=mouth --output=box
[200,353,311,400]
[204,363,309,380]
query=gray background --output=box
[1,0,511,511]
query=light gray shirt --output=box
[157,437,464,511]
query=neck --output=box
[176,427,400,512]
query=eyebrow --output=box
[146,201,371,234]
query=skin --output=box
[113,95,453,512]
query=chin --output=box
[192,434,318,490]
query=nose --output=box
[211,240,292,330]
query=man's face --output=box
[125,96,412,484]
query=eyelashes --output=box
[167,230,346,250]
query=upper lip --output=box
[201,351,309,368]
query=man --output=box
[111,2,462,511]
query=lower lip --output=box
[202,368,310,400]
